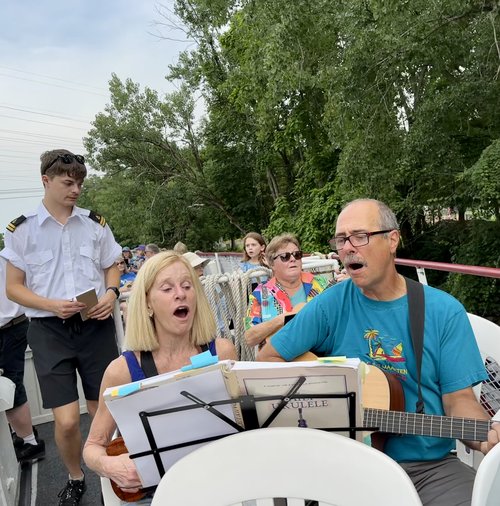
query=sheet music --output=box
[105,366,238,488]
[104,359,363,488]
[232,360,362,438]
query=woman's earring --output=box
[148,307,153,318]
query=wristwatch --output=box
[106,287,120,299]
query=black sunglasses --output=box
[44,154,85,174]
[273,250,303,262]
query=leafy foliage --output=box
[81,1,500,314]
[444,221,500,322]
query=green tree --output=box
[462,139,500,220]
[83,74,262,247]
[169,0,500,247]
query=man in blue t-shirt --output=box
[259,198,500,506]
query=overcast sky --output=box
[0,0,191,229]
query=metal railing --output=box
[197,251,500,285]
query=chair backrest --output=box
[458,314,500,470]
[471,442,500,506]
[468,314,500,362]
[467,314,500,416]
[151,427,422,506]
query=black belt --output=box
[0,314,28,330]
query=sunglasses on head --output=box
[273,250,303,262]
[44,154,85,174]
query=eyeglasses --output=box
[330,230,393,251]
[273,250,303,262]
[44,154,85,174]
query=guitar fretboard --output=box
[364,408,491,441]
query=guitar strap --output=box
[405,277,425,414]
[140,351,159,378]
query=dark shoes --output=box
[12,426,39,449]
[15,439,46,463]
[57,477,87,506]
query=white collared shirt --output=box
[2,202,121,318]
[0,255,24,327]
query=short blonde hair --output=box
[265,233,301,267]
[124,251,216,351]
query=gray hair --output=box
[341,199,399,230]
[145,243,160,254]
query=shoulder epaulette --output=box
[88,211,106,227]
[6,215,27,233]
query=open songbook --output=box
[103,358,362,489]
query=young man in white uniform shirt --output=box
[1,149,122,506]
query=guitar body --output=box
[106,437,146,503]
[361,365,405,450]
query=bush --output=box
[405,220,499,322]
[444,221,500,323]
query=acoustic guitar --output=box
[106,437,146,502]
[107,359,496,501]
[359,364,493,449]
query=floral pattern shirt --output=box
[244,271,330,329]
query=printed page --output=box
[232,361,362,439]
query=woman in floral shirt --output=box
[244,233,330,352]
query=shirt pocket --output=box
[25,250,53,289]
[79,246,100,283]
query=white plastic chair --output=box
[100,475,121,506]
[471,441,500,506]
[100,428,122,506]
[457,314,500,469]
[151,427,422,506]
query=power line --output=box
[0,148,60,155]
[0,127,84,139]
[0,72,108,97]
[0,114,86,131]
[0,105,90,124]
[0,65,107,92]
[0,188,42,193]
[0,140,82,149]
[0,194,43,201]
[0,154,38,160]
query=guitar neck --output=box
[365,408,491,441]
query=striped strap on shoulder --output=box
[6,215,27,233]
[88,211,106,227]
